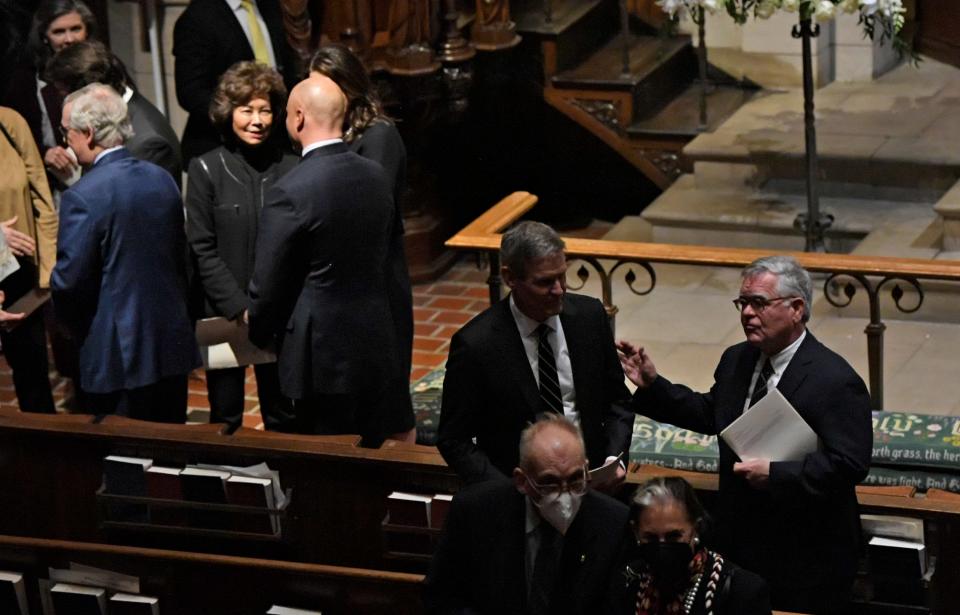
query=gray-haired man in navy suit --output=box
[52,83,199,421]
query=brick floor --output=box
[0,257,489,430]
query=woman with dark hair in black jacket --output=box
[614,477,771,615]
[186,61,297,432]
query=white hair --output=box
[64,82,133,148]
[741,255,813,322]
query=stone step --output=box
[514,0,620,74]
[682,88,960,192]
[552,34,694,121]
[690,160,947,204]
[627,82,757,138]
[636,173,936,252]
[619,171,960,323]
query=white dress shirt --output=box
[301,138,343,157]
[509,295,577,422]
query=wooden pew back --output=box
[0,534,423,615]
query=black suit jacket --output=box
[438,294,635,483]
[248,143,401,401]
[172,0,297,163]
[632,332,872,590]
[424,480,629,615]
[127,91,183,189]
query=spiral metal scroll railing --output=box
[450,192,960,410]
[565,257,657,331]
[823,273,924,409]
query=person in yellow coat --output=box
[0,106,58,412]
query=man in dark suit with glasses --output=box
[619,255,872,614]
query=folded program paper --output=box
[196,317,276,368]
[588,452,623,484]
[720,388,818,462]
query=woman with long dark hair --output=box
[310,44,416,443]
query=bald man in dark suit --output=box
[248,75,407,445]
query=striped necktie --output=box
[240,0,271,65]
[749,358,775,409]
[537,324,563,415]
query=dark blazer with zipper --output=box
[438,293,635,484]
[186,144,296,320]
[631,332,872,591]
[424,479,630,615]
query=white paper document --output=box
[196,317,276,369]
[720,388,818,462]
[0,232,19,285]
[589,453,623,484]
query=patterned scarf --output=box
[634,549,710,615]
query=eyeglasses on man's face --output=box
[525,467,589,496]
[732,295,796,313]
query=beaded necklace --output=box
[629,549,725,615]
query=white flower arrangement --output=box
[655,0,907,49]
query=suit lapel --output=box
[775,330,815,402]
[491,298,540,420]
[727,344,760,425]
[559,298,588,412]
[556,493,599,611]
[504,490,529,610]
[214,0,254,60]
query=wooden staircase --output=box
[510,0,756,190]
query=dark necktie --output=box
[536,324,563,415]
[749,358,775,408]
[528,522,563,615]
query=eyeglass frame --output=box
[524,465,590,496]
[731,295,798,313]
[58,123,74,144]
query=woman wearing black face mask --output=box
[613,477,771,615]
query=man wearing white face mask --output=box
[425,414,629,615]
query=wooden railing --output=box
[446,191,960,409]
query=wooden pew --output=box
[0,409,456,572]
[0,534,423,615]
[1,410,959,611]
[0,534,811,615]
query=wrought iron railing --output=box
[446,191,960,410]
